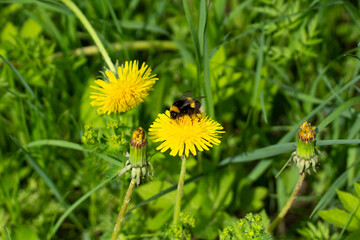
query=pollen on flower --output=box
[130,127,147,148]
[149,111,225,157]
[298,121,316,143]
[90,60,158,115]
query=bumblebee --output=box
[170,95,204,119]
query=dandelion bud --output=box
[128,127,152,186]
[130,127,147,167]
[292,121,319,175]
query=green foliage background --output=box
[0,0,360,239]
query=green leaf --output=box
[13,225,40,240]
[20,18,42,37]
[318,208,360,231]
[337,190,360,219]
[310,166,354,218]
[1,22,17,42]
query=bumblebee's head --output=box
[170,111,179,119]
[170,105,181,119]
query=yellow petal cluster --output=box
[90,61,158,115]
[149,111,224,157]
[298,121,316,143]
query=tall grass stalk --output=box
[61,0,116,73]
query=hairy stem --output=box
[61,0,116,73]
[173,155,187,226]
[111,178,136,240]
[267,174,305,233]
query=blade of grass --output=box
[49,174,116,237]
[275,155,293,179]
[260,90,268,124]
[0,0,70,14]
[218,142,296,166]
[24,139,122,166]
[316,139,360,146]
[280,75,360,143]
[219,139,360,166]
[11,137,83,230]
[4,226,11,240]
[203,33,214,118]
[348,116,360,139]
[317,96,360,132]
[0,55,35,100]
[61,0,116,72]
[182,0,201,66]
[198,0,206,56]
[252,22,265,106]
[248,159,273,183]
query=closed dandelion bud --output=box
[126,127,153,186]
[129,127,147,168]
[292,121,320,175]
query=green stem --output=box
[111,178,136,240]
[61,0,116,73]
[173,155,187,226]
[267,174,305,233]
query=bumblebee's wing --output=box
[180,90,193,99]
[191,96,206,101]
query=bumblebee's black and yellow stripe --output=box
[170,97,204,119]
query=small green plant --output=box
[297,221,338,240]
[219,213,271,240]
[165,212,196,240]
[318,182,360,239]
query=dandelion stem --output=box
[267,174,305,233]
[111,178,136,240]
[173,155,187,226]
[61,0,116,73]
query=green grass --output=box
[1,0,360,239]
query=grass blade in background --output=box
[198,0,206,56]
[317,96,360,132]
[280,75,360,143]
[11,137,83,231]
[182,0,200,65]
[50,174,116,238]
[4,226,11,240]
[0,55,35,100]
[251,23,265,107]
[25,139,122,166]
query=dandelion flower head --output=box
[298,121,316,143]
[90,61,158,115]
[149,111,224,157]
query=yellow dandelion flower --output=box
[149,111,224,157]
[90,60,158,115]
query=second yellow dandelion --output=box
[90,60,158,115]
